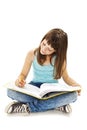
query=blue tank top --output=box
[32,56,58,83]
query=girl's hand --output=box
[15,79,26,88]
[77,86,82,96]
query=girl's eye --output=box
[47,48,51,51]
[48,49,52,51]
[43,43,46,46]
[48,47,54,52]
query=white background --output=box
[0,0,87,129]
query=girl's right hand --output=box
[15,79,26,88]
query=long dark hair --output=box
[34,28,68,79]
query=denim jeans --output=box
[7,81,78,112]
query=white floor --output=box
[0,87,87,130]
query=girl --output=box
[5,28,81,115]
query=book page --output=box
[39,83,81,97]
[4,81,41,98]
[24,83,41,97]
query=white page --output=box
[39,83,81,97]
[24,83,41,98]
[4,81,41,98]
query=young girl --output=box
[5,28,81,115]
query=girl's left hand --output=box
[77,86,82,96]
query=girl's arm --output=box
[62,68,80,86]
[62,68,82,95]
[15,49,34,87]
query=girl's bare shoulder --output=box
[26,49,36,61]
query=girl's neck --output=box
[45,55,51,61]
[42,55,51,65]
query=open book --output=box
[4,81,81,99]
[4,81,81,100]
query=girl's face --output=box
[40,39,55,55]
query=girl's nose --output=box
[43,46,46,51]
